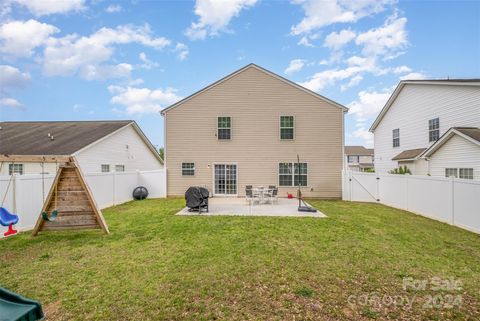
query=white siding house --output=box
[0,121,163,175]
[370,80,480,178]
[74,124,163,173]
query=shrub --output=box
[389,165,411,175]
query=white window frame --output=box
[392,128,400,147]
[101,164,110,173]
[182,162,195,176]
[459,168,473,179]
[217,116,231,140]
[9,164,24,175]
[347,155,359,163]
[280,116,295,140]
[445,168,458,178]
[429,118,440,142]
[278,162,308,187]
[115,164,125,172]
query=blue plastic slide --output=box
[0,287,44,321]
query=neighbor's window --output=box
[8,164,24,175]
[115,165,125,172]
[217,116,231,140]
[429,118,440,142]
[348,155,359,163]
[392,128,400,147]
[459,168,473,179]
[101,164,110,173]
[280,116,294,140]
[279,162,308,186]
[445,168,458,178]
[182,162,195,176]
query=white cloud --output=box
[291,0,394,35]
[174,43,189,60]
[0,19,59,58]
[11,0,85,16]
[324,29,356,50]
[0,97,23,109]
[105,4,122,13]
[392,65,411,74]
[400,72,426,80]
[109,86,182,114]
[0,65,31,89]
[340,74,363,91]
[352,126,374,147]
[285,59,306,74]
[355,14,408,59]
[139,52,159,69]
[43,24,171,79]
[348,89,392,120]
[185,0,258,40]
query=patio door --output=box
[214,164,237,196]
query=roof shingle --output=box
[0,121,133,155]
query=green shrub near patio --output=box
[1,198,479,320]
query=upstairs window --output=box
[392,128,400,147]
[429,118,440,142]
[347,156,359,163]
[9,164,24,175]
[459,168,473,179]
[280,116,294,140]
[182,162,195,176]
[217,116,231,140]
[101,164,110,173]
[115,165,125,172]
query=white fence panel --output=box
[139,169,166,198]
[453,180,480,233]
[379,174,407,209]
[343,171,480,234]
[83,172,116,209]
[406,176,452,224]
[0,169,166,238]
[349,172,378,202]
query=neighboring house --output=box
[370,79,480,179]
[344,146,374,172]
[0,121,163,175]
[161,63,347,198]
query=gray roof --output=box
[345,146,374,156]
[454,127,480,143]
[0,121,133,155]
[392,148,427,161]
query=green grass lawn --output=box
[1,198,479,320]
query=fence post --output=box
[376,175,380,202]
[348,171,352,201]
[451,176,455,225]
[405,175,409,211]
[112,171,116,206]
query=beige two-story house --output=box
[161,64,347,198]
[344,146,374,172]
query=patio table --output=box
[252,187,273,204]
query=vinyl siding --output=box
[165,66,344,198]
[374,84,480,174]
[0,162,57,175]
[74,125,163,173]
[428,135,480,179]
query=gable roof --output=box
[344,146,374,156]
[369,79,480,132]
[421,127,480,158]
[160,63,348,115]
[0,121,163,164]
[392,148,427,161]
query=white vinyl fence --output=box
[0,169,166,237]
[343,171,480,234]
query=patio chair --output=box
[264,186,278,204]
[245,186,258,205]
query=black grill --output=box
[185,186,209,213]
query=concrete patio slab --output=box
[176,197,327,218]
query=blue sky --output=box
[1,0,479,149]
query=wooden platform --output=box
[32,159,109,235]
